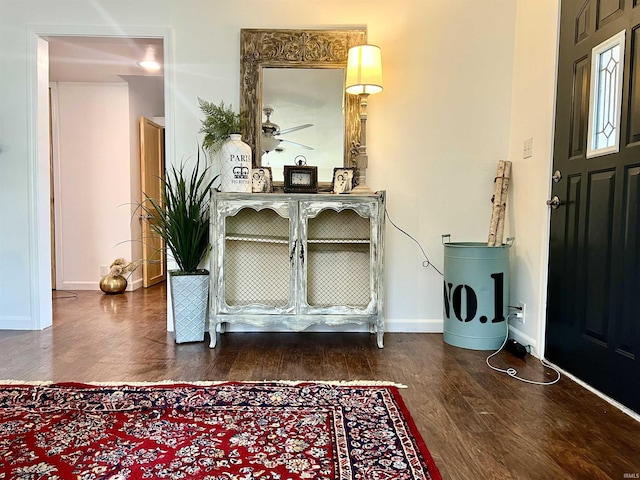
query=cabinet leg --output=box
[377,330,384,349]
[209,331,218,348]
[208,322,226,348]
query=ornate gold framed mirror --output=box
[240,28,367,187]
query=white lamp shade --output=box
[345,44,383,95]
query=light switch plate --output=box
[523,137,533,158]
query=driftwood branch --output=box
[488,160,512,246]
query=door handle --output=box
[546,196,564,209]
[139,214,154,221]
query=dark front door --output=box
[546,0,640,413]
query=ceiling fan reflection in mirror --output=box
[261,107,314,154]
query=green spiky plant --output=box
[140,149,216,274]
[198,98,245,155]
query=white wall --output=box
[370,0,517,331]
[53,82,133,290]
[1,0,557,341]
[506,0,560,355]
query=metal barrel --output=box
[442,241,511,350]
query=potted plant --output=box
[198,98,244,153]
[198,98,252,192]
[139,150,215,343]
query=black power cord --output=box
[384,207,443,276]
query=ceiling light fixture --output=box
[138,45,161,72]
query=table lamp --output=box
[345,44,383,194]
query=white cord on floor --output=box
[486,316,561,386]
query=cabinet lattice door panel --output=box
[224,208,290,307]
[306,243,370,308]
[210,191,386,348]
[304,209,372,309]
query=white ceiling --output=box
[47,36,164,82]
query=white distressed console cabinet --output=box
[209,191,386,348]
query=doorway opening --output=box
[34,29,172,329]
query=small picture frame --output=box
[251,167,273,193]
[331,167,356,194]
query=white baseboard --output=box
[127,278,143,291]
[59,281,98,291]
[59,278,143,292]
[507,322,538,354]
[0,316,35,330]
[386,318,443,332]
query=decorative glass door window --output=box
[586,30,626,158]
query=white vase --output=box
[219,134,252,192]
[170,271,209,343]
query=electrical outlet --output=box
[516,302,526,324]
[100,265,108,276]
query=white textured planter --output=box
[170,271,209,343]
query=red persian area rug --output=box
[0,381,442,480]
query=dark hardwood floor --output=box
[1,283,639,479]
